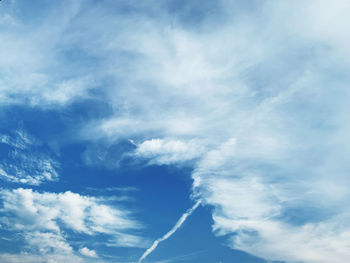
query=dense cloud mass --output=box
[1,0,350,262]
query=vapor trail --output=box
[138,200,201,262]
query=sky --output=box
[0,0,350,262]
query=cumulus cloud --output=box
[134,139,205,165]
[79,247,97,258]
[0,253,81,263]
[0,130,59,185]
[0,188,142,234]
[0,232,84,263]
[0,188,145,261]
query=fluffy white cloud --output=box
[0,253,81,263]
[79,247,97,258]
[0,188,142,235]
[0,232,84,263]
[134,139,205,165]
[0,188,145,261]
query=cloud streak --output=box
[138,200,201,262]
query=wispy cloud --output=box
[0,0,93,108]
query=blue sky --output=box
[1,0,350,262]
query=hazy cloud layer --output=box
[0,0,92,108]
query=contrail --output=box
[138,200,201,262]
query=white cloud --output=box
[193,133,350,262]
[0,129,33,149]
[34,76,94,106]
[0,232,83,263]
[79,247,97,258]
[231,220,350,263]
[25,232,83,263]
[135,139,205,165]
[0,253,79,263]
[2,0,350,262]
[0,188,142,235]
[106,233,149,248]
[0,0,93,108]
[70,1,350,262]
[0,188,145,261]
[139,201,201,262]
